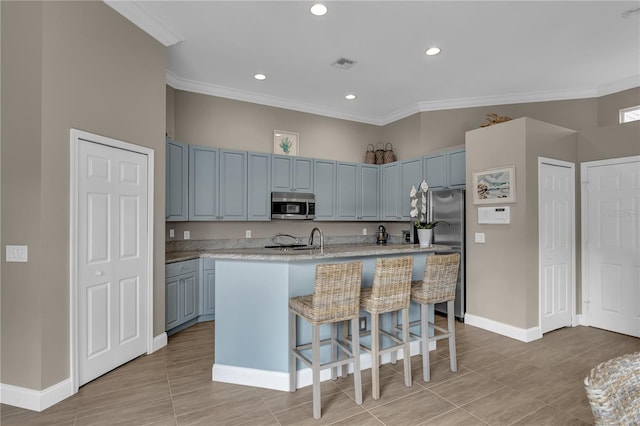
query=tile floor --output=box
[1,318,638,425]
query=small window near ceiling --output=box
[619,105,640,123]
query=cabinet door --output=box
[248,152,272,221]
[423,153,446,190]
[400,158,424,220]
[219,149,247,220]
[166,139,188,221]
[165,276,180,330]
[336,162,358,220]
[360,164,380,220]
[447,149,466,188]
[313,159,336,220]
[382,162,401,220]
[181,272,198,323]
[293,157,314,192]
[189,146,219,220]
[271,155,293,191]
[202,268,216,316]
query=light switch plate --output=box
[6,245,28,262]
[475,233,486,243]
[169,229,175,238]
[245,230,252,238]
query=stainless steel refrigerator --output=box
[430,189,466,320]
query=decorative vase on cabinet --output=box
[417,229,432,247]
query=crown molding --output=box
[597,75,640,97]
[166,71,382,125]
[104,1,183,47]
[168,70,640,127]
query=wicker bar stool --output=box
[400,253,460,382]
[359,256,414,400]
[584,351,640,425]
[289,261,363,419]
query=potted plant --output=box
[410,180,448,247]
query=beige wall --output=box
[465,118,577,329]
[597,87,640,127]
[1,1,166,391]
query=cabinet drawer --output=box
[166,259,198,278]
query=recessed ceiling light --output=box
[254,73,266,80]
[425,47,441,56]
[345,94,356,100]
[310,3,327,16]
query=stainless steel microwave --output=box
[271,192,316,220]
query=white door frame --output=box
[580,155,640,329]
[70,129,154,393]
[538,157,576,332]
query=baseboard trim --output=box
[212,339,436,391]
[464,313,542,342]
[152,332,168,352]
[0,378,74,412]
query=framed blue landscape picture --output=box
[472,165,516,204]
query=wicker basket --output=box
[375,142,385,165]
[365,144,376,164]
[383,143,396,163]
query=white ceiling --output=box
[107,1,640,125]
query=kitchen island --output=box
[169,244,453,391]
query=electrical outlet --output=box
[184,230,191,240]
[362,228,367,235]
[245,230,252,238]
[359,316,367,331]
[169,229,175,238]
[475,232,485,243]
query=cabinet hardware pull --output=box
[95,271,104,276]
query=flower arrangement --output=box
[409,180,448,229]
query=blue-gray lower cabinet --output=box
[199,258,216,319]
[165,260,198,333]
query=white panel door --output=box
[582,156,640,337]
[539,159,574,334]
[78,140,148,385]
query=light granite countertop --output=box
[165,243,453,264]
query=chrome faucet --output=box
[308,227,324,254]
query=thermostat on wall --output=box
[478,206,510,224]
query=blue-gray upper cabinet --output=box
[271,155,314,193]
[166,139,188,221]
[247,152,272,221]
[313,159,336,219]
[382,162,401,220]
[400,158,424,219]
[382,158,423,221]
[423,148,466,190]
[335,162,380,221]
[189,146,247,221]
[360,164,381,220]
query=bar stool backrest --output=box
[312,261,363,323]
[370,256,413,312]
[418,253,460,304]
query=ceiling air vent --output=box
[331,57,356,70]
